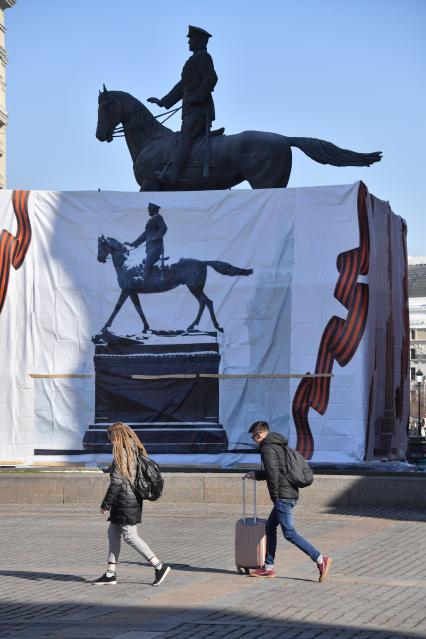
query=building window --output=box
[411,330,416,340]
[411,367,416,381]
[411,348,416,359]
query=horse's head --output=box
[96,85,121,143]
[97,235,129,263]
[97,234,112,262]
[96,85,158,144]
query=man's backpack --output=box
[283,446,314,488]
[133,453,164,501]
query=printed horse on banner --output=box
[97,235,253,333]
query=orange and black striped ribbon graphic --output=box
[292,182,370,459]
[0,190,32,315]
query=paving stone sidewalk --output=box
[1,502,425,639]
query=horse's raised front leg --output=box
[102,290,129,331]
[129,292,150,333]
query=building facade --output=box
[408,260,426,432]
[0,0,15,188]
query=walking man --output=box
[245,420,332,582]
[126,202,167,280]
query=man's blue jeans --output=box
[264,498,320,566]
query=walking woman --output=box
[94,421,171,586]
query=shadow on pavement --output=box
[168,562,238,576]
[311,474,426,522]
[324,502,426,522]
[0,600,420,639]
[122,560,237,575]
[0,566,315,585]
[0,570,86,583]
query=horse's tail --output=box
[205,261,253,277]
[287,137,382,167]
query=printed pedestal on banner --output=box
[0,183,409,465]
[84,333,228,453]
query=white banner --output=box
[0,183,408,465]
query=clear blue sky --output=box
[5,0,426,254]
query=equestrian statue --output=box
[96,25,382,192]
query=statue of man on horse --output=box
[148,25,218,186]
[96,32,382,192]
[126,202,167,279]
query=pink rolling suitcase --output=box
[235,478,266,574]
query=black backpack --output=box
[283,446,314,488]
[133,452,164,501]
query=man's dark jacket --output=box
[160,49,218,122]
[255,432,299,502]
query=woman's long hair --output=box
[108,422,147,482]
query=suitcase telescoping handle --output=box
[242,477,257,524]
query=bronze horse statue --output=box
[96,87,381,192]
[97,235,253,333]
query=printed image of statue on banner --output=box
[83,201,253,454]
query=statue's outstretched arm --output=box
[147,97,163,106]
[159,80,184,110]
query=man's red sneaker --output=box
[250,567,276,578]
[318,556,332,582]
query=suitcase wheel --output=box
[236,566,251,575]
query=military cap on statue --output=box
[148,202,161,212]
[187,25,212,39]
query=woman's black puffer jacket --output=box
[101,453,142,525]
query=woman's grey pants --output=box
[108,523,156,564]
